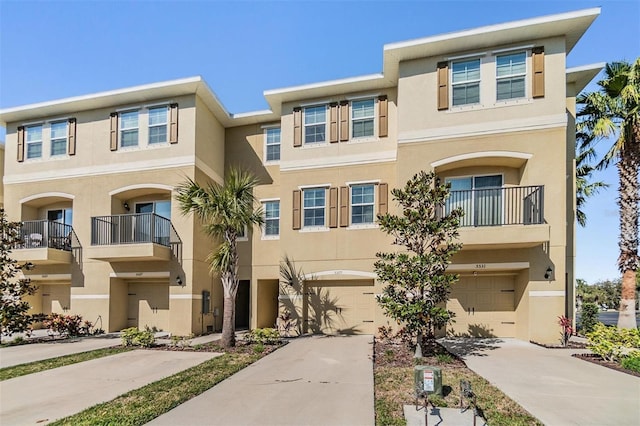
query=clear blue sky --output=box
[1,0,638,283]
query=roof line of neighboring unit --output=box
[231,109,274,119]
[566,63,606,74]
[0,76,205,116]
[264,73,385,96]
[383,7,601,52]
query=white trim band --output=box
[71,294,110,300]
[304,270,377,279]
[529,291,565,297]
[170,294,203,300]
[109,272,170,279]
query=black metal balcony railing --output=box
[91,213,182,257]
[15,220,81,252]
[442,185,544,227]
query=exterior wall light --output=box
[176,276,183,286]
[544,267,552,280]
[123,201,130,211]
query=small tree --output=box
[375,171,462,354]
[1,209,37,343]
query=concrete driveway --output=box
[441,338,640,426]
[149,334,375,426]
[0,350,219,425]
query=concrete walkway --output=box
[149,334,375,425]
[0,335,121,368]
[440,338,640,426]
[0,349,219,425]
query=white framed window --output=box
[304,105,326,144]
[303,188,326,227]
[148,106,168,144]
[445,175,503,227]
[265,127,281,162]
[263,200,280,237]
[48,208,73,225]
[119,110,139,148]
[351,184,375,225]
[351,99,375,138]
[451,58,481,106]
[50,121,67,156]
[496,52,526,101]
[236,224,249,241]
[25,124,43,159]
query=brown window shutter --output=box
[169,103,179,143]
[339,101,349,142]
[110,112,118,151]
[437,62,449,110]
[378,95,388,137]
[378,183,388,216]
[293,107,302,147]
[532,47,545,98]
[329,103,339,143]
[329,187,338,228]
[17,126,25,162]
[67,118,77,156]
[292,190,301,230]
[339,186,349,227]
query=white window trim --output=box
[25,123,44,161]
[49,121,68,157]
[349,183,377,227]
[148,105,169,145]
[495,50,530,104]
[303,105,328,146]
[302,187,327,229]
[262,199,280,240]
[350,98,377,141]
[263,127,281,164]
[119,110,140,150]
[23,121,72,162]
[115,103,173,153]
[237,225,249,242]
[450,58,482,109]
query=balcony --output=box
[443,185,550,249]
[87,213,181,262]
[12,221,81,265]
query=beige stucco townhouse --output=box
[0,8,603,343]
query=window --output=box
[25,124,43,159]
[50,121,67,156]
[446,175,503,226]
[303,188,325,227]
[351,99,375,138]
[263,200,280,237]
[237,225,248,240]
[496,52,526,100]
[351,184,375,224]
[452,59,481,106]
[120,110,139,148]
[304,106,326,144]
[48,209,73,225]
[265,127,281,162]
[135,200,171,245]
[148,106,168,144]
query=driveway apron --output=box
[441,338,640,426]
[148,334,375,426]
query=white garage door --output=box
[448,275,516,337]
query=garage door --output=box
[127,282,170,331]
[41,284,71,315]
[304,280,375,335]
[448,275,515,337]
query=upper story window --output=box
[265,127,281,162]
[148,106,168,144]
[48,208,73,225]
[446,175,503,227]
[120,110,139,148]
[50,121,68,156]
[351,99,375,138]
[263,200,280,237]
[304,106,326,144]
[303,187,326,227]
[451,59,481,106]
[496,52,526,101]
[25,124,43,159]
[351,184,375,224]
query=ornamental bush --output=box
[42,313,94,337]
[579,302,600,334]
[621,355,640,373]
[121,327,155,347]
[244,328,280,344]
[586,322,640,362]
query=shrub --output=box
[558,315,574,346]
[42,313,93,337]
[579,302,599,334]
[586,323,640,362]
[244,328,280,344]
[121,327,155,348]
[621,355,640,373]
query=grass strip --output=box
[49,351,261,426]
[0,347,132,381]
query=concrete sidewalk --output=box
[0,335,122,368]
[441,338,640,426]
[0,349,219,425]
[149,334,375,425]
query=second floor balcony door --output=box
[135,201,171,245]
[447,175,503,227]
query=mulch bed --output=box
[374,337,466,369]
[572,353,640,378]
[529,340,587,349]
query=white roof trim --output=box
[566,63,606,75]
[264,73,385,96]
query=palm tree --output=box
[176,168,263,347]
[576,133,608,227]
[577,59,640,329]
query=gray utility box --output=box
[414,365,442,397]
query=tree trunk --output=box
[618,270,637,329]
[221,295,236,347]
